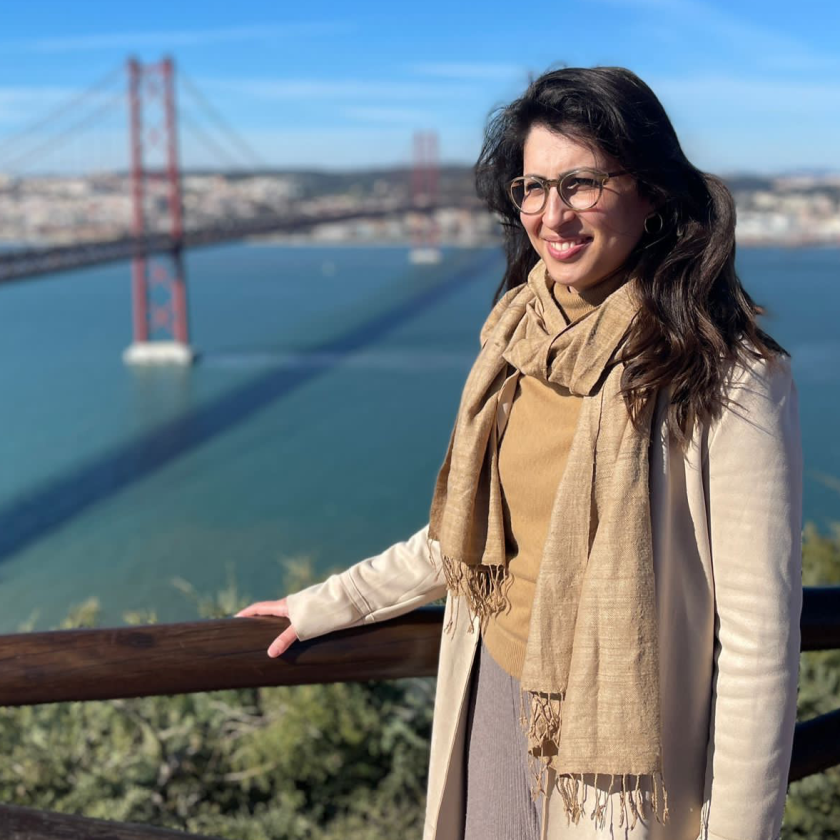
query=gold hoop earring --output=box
[644,212,664,235]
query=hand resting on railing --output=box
[232,525,447,657]
[235,597,300,658]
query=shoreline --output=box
[2,235,839,251]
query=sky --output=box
[0,0,838,175]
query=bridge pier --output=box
[123,341,195,366]
[410,131,442,264]
[125,56,194,366]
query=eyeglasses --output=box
[508,168,627,214]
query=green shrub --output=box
[783,523,840,840]
[0,559,434,839]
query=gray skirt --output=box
[463,637,543,840]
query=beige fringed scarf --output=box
[428,259,669,831]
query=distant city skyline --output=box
[1,0,838,176]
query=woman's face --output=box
[520,124,654,293]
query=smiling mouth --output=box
[545,236,592,259]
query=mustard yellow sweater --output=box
[482,272,629,678]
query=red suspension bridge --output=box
[0,57,471,361]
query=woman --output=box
[235,66,802,840]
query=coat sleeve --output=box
[700,353,803,840]
[285,524,447,641]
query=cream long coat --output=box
[286,352,803,840]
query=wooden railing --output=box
[1,802,225,839]
[1,588,839,839]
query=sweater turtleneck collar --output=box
[549,265,631,326]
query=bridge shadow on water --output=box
[0,250,501,565]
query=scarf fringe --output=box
[427,536,512,635]
[516,683,670,830]
[427,537,670,832]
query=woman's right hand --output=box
[235,597,300,658]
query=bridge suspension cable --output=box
[0,90,125,173]
[0,61,266,176]
[0,65,123,160]
[179,111,245,171]
[178,69,266,170]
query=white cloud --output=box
[642,72,840,173]
[343,107,435,124]
[586,0,840,72]
[200,126,483,169]
[0,87,83,126]
[204,77,476,101]
[3,22,350,53]
[409,62,528,81]
[652,73,840,116]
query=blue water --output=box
[0,244,836,633]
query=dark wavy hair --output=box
[475,65,786,446]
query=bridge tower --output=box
[409,131,442,265]
[123,56,194,366]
